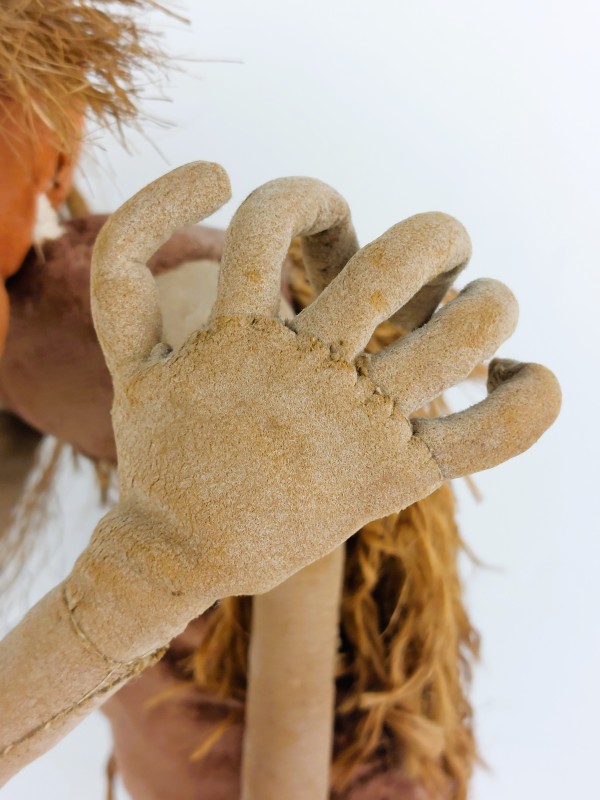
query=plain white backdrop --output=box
[3,1,599,798]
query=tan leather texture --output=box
[0,161,560,785]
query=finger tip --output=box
[485,278,519,320]
[403,212,472,270]
[488,358,562,437]
[530,362,562,425]
[177,161,232,203]
[468,278,519,340]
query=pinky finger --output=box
[412,359,561,479]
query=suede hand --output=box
[65,162,560,663]
[0,163,561,781]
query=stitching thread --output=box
[0,590,166,760]
[412,431,445,483]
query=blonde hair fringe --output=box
[0,414,62,594]
[0,0,181,150]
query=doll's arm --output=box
[0,586,161,781]
[0,505,216,785]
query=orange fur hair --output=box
[0,0,181,150]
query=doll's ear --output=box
[91,162,231,377]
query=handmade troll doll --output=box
[0,2,561,798]
[0,161,560,799]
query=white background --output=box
[3,1,599,798]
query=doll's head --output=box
[0,0,177,352]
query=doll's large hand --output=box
[0,164,561,781]
[67,162,560,662]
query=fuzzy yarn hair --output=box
[188,244,480,799]
[0,0,180,149]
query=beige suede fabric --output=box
[243,548,345,800]
[0,161,560,786]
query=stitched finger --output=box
[91,162,231,376]
[360,279,518,415]
[211,177,357,319]
[411,359,561,478]
[292,212,471,361]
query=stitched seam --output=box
[0,588,167,759]
[412,431,444,483]
[63,585,122,667]
[0,640,165,759]
[283,319,414,426]
[138,312,414,433]
[63,585,162,667]
[215,314,416,434]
